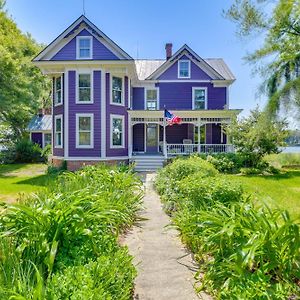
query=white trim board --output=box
[54,114,63,148]
[76,36,93,60]
[75,70,94,104]
[110,74,125,106]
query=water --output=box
[281,146,300,153]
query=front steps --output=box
[130,155,166,172]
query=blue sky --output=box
[5,0,267,116]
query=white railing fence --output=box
[166,144,234,156]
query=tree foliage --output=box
[225,0,300,119]
[0,2,50,141]
[226,108,288,167]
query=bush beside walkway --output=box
[155,156,300,299]
[0,165,143,299]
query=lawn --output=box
[0,163,56,202]
[225,169,300,219]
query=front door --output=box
[146,124,158,153]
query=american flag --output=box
[164,109,182,125]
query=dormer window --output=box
[76,36,93,59]
[178,60,190,78]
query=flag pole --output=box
[163,106,167,158]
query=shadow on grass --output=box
[16,174,58,187]
[245,170,300,181]
[0,164,26,178]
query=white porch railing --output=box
[166,144,234,156]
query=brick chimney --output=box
[165,43,172,60]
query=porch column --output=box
[163,121,167,158]
[197,118,201,153]
[128,118,133,158]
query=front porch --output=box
[128,109,241,158]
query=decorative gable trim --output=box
[147,44,225,81]
[33,15,133,61]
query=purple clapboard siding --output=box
[158,55,212,80]
[205,124,225,144]
[106,73,129,157]
[53,75,64,157]
[133,124,144,152]
[52,29,119,60]
[132,87,144,110]
[31,132,43,147]
[157,82,226,110]
[68,70,101,157]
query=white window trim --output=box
[76,36,93,60]
[110,114,125,149]
[110,74,125,106]
[76,113,94,149]
[144,87,160,110]
[43,132,52,148]
[54,114,63,148]
[178,60,191,79]
[192,87,208,110]
[54,76,63,107]
[76,71,94,104]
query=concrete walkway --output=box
[123,173,211,300]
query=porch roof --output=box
[128,109,242,125]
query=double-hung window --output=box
[111,76,123,105]
[111,115,124,148]
[76,114,94,148]
[54,115,62,148]
[54,76,62,105]
[178,60,190,78]
[44,133,52,147]
[77,36,92,59]
[77,73,92,103]
[193,87,207,110]
[145,89,158,110]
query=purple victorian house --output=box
[33,15,241,171]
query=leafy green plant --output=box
[14,139,43,163]
[0,165,142,299]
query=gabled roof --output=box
[145,44,234,81]
[33,15,133,61]
[27,115,52,131]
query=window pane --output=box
[195,101,205,110]
[56,90,61,103]
[56,133,61,146]
[112,90,122,103]
[146,90,157,101]
[44,133,52,146]
[79,88,91,102]
[147,100,157,110]
[79,49,90,58]
[179,61,189,77]
[79,74,91,87]
[112,77,122,90]
[195,89,205,101]
[56,77,61,90]
[56,118,61,132]
[79,117,91,131]
[79,38,90,48]
[79,132,91,145]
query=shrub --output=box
[41,144,52,162]
[14,139,43,163]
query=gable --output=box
[158,55,212,80]
[51,29,119,60]
[34,15,132,61]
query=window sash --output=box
[112,117,123,147]
[179,61,190,77]
[193,88,206,110]
[77,115,93,147]
[78,38,91,58]
[44,133,52,146]
[112,77,123,104]
[146,100,157,110]
[78,74,91,102]
[54,77,62,105]
[55,117,62,147]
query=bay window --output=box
[54,115,63,148]
[76,114,94,148]
[54,76,62,105]
[111,76,123,105]
[110,115,124,148]
[77,73,92,103]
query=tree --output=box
[226,108,288,167]
[0,2,51,142]
[225,0,300,120]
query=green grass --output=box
[0,163,56,202]
[225,169,300,219]
[265,153,300,168]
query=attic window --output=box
[178,60,190,78]
[76,36,92,59]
